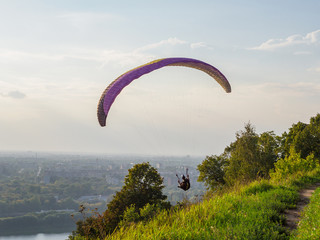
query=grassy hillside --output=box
[71,115,320,239]
[99,170,320,240]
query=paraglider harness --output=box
[176,168,190,191]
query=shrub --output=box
[270,148,319,181]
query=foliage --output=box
[119,203,159,227]
[270,148,319,181]
[279,113,320,159]
[72,162,169,239]
[223,122,261,185]
[198,123,279,189]
[258,131,280,175]
[89,166,320,240]
[224,123,279,185]
[103,179,304,240]
[197,155,226,189]
[71,114,320,239]
[197,115,320,190]
[0,177,111,216]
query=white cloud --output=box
[134,38,188,53]
[100,38,213,67]
[252,81,320,96]
[250,29,320,51]
[190,42,213,50]
[98,49,153,68]
[307,66,320,73]
[0,37,213,69]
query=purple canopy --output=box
[97,57,231,126]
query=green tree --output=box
[279,114,320,159]
[197,123,279,188]
[197,155,226,190]
[270,147,319,180]
[223,123,278,185]
[257,131,279,177]
[224,123,260,185]
[73,162,169,238]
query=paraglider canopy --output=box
[97,57,231,127]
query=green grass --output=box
[104,171,320,240]
[105,182,298,240]
[290,186,320,240]
[71,170,320,240]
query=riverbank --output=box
[0,211,76,236]
[0,232,70,240]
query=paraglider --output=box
[97,57,231,127]
[176,168,190,191]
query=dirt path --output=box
[284,182,320,230]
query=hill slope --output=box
[103,171,320,240]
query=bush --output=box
[270,148,319,181]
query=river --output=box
[0,233,70,240]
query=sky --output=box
[0,0,319,157]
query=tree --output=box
[279,121,308,158]
[280,114,320,159]
[197,155,226,190]
[103,162,168,232]
[197,123,279,188]
[257,131,279,177]
[223,123,278,185]
[223,123,260,185]
[73,162,169,238]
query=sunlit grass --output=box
[106,181,299,240]
[290,187,320,240]
[103,170,320,240]
[71,169,320,240]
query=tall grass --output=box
[71,153,320,240]
[106,180,299,240]
[290,187,320,240]
[104,169,320,240]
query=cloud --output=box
[1,90,26,99]
[134,38,188,53]
[99,38,213,67]
[0,37,213,71]
[133,38,213,54]
[307,66,320,73]
[242,81,320,97]
[250,29,320,51]
[190,42,213,50]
